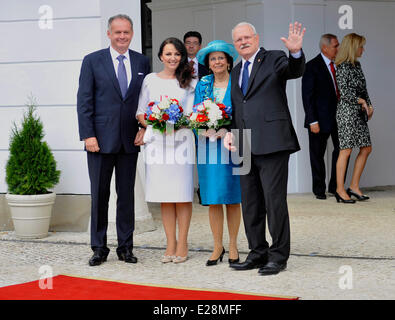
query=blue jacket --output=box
[194,74,232,110]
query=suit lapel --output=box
[318,54,337,96]
[125,50,137,100]
[245,48,265,96]
[232,62,243,97]
[101,48,123,98]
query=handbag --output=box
[359,108,368,122]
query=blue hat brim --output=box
[196,40,239,66]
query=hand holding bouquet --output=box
[144,96,187,134]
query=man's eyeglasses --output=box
[185,41,200,46]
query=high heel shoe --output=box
[335,192,356,204]
[347,188,370,201]
[161,255,176,263]
[206,247,225,266]
[173,256,188,264]
[228,249,240,264]
[228,255,240,264]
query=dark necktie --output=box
[189,60,196,74]
[117,55,128,98]
[329,61,340,100]
[241,61,251,96]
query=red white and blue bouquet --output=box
[188,99,231,130]
[144,96,188,134]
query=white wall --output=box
[1,0,394,196]
[149,0,395,193]
[0,0,143,194]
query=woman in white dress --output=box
[136,38,197,263]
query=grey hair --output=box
[319,33,337,50]
[232,22,257,40]
[108,14,133,31]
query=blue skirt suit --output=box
[194,74,241,205]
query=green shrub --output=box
[6,97,60,195]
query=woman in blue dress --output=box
[194,40,242,266]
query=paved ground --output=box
[1,186,394,300]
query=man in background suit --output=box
[77,14,150,266]
[302,34,340,200]
[225,22,305,276]
[184,31,209,79]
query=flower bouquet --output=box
[144,96,188,134]
[188,99,231,130]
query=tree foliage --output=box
[6,97,60,195]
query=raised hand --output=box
[280,22,306,53]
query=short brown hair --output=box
[108,14,133,31]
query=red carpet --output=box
[0,275,298,300]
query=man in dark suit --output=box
[302,34,341,199]
[224,22,305,275]
[183,31,209,79]
[77,14,150,266]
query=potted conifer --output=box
[5,96,60,239]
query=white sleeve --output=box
[183,80,197,115]
[136,76,150,117]
[290,50,302,59]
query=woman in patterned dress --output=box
[335,33,374,203]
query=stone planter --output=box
[5,192,56,239]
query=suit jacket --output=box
[77,48,150,154]
[198,63,210,79]
[302,53,338,133]
[231,48,305,156]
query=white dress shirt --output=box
[238,49,260,88]
[109,46,132,87]
[320,52,337,90]
[188,57,199,76]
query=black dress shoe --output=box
[117,248,138,263]
[89,250,108,266]
[229,259,266,270]
[258,261,287,276]
[347,188,370,201]
[206,247,225,266]
[335,192,356,204]
[315,194,327,200]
